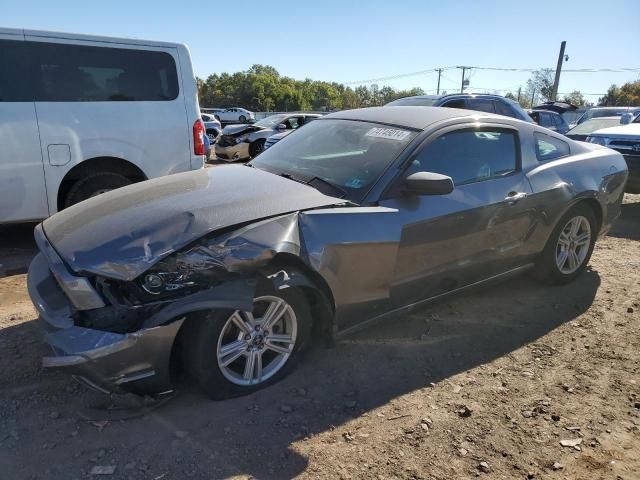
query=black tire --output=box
[64,172,132,208]
[181,285,313,400]
[532,203,597,285]
[249,139,266,158]
[239,115,247,123]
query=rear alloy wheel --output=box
[182,287,312,399]
[533,203,597,284]
[249,139,266,158]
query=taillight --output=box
[193,119,205,155]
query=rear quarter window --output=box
[0,40,31,101]
[29,41,179,102]
[535,132,570,162]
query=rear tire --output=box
[64,172,132,208]
[533,203,597,285]
[239,115,247,123]
[181,285,312,400]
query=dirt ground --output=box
[1,196,638,480]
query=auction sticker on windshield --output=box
[365,127,411,141]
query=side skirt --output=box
[335,263,535,339]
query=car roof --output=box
[323,106,510,130]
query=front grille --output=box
[217,135,237,147]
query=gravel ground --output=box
[0,195,638,480]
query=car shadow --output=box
[1,269,601,479]
[608,198,640,241]
[0,222,38,277]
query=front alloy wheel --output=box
[181,287,312,399]
[216,296,298,386]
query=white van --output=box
[0,28,205,223]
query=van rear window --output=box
[30,41,179,102]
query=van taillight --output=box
[193,119,205,155]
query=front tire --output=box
[249,139,266,158]
[181,286,312,400]
[533,203,597,285]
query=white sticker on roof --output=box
[365,127,411,141]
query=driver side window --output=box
[409,129,518,186]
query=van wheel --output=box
[249,139,266,158]
[65,172,132,207]
[181,286,312,400]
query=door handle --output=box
[504,192,527,205]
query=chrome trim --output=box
[34,224,105,310]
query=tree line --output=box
[197,64,640,112]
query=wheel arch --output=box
[56,157,148,211]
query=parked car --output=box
[28,106,627,399]
[215,113,321,161]
[528,110,570,134]
[0,27,204,223]
[212,107,255,123]
[385,93,533,122]
[586,114,640,193]
[575,106,640,126]
[263,115,320,150]
[201,113,222,143]
[566,117,624,141]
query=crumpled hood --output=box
[42,166,344,281]
[222,124,265,136]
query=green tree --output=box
[598,80,640,106]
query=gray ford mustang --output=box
[28,107,628,399]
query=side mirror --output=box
[276,123,287,130]
[405,171,454,196]
[620,112,633,125]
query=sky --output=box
[3,0,639,103]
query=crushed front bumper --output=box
[214,142,250,162]
[28,253,182,395]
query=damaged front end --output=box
[28,212,330,395]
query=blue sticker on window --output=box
[345,178,364,188]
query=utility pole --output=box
[435,68,443,95]
[530,88,536,107]
[457,66,471,93]
[517,87,521,103]
[551,41,567,101]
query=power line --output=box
[344,65,640,85]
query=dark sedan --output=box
[28,107,628,399]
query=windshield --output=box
[254,114,289,128]
[568,117,621,135]
[249,119,418,202]
[577,108,640,125]
[386,96,440,107]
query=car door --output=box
[0,33,50,222]
[380,124,536,306]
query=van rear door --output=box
[0,31,50,222]
[25,33,192,214]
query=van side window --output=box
[29,42,179,101]
[535,132,570,162]
[0,40,31,102]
